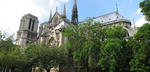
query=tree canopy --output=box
[140,0,150,21]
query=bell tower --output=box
[16,13,39,49]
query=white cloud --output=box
[59,0,69,3]
[0,0,70,38]
[135,16,148,27]
[136,8,142,14]
[134,8,147,27]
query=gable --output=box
[50,12,63,27]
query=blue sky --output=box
[63,0,144,22]
[0,0,146,35]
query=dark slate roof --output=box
[81,11,131,24]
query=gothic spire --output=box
[64,4,66,15]
[133,19,137,33]
[62,4,66,19]
[116,2,119,14]
[71,0,78,25]
[56,6,58,12]
[49,10,52,23]
[133,19,136,29]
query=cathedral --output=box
[16,0,136,49]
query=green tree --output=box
[130,23,150,72]
[24,44,41,72]
[25,44,67,72]
[63,21,131,72]
[98,26,131,72]
[140,0,150,21]
[63,21,104,72]
[39,45,67,72]
[0,32,27,72]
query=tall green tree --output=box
[63,21,104,72]
[98,26,131,72]
[63,20,132,72]
[24,44,41,71]
[0,32,27,72]
[130,23,150,72]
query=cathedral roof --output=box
[82,11,131,25]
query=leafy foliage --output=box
[0,32,27,72]
[129,24,150,72]
[25,44,67,72]
[1,18,150,72]
[63,21,104,72]
[140,0,150,21]
[63,21,131,72]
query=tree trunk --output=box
[59,65,63,72]
[86,61,89,72]
[46,69,50,72]
[11,68,14,72]
[5,67,8,72]
[2,67,5,72]
[32,67,36,72]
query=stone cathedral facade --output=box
[16,0,136,49]
[16,14,39,48]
